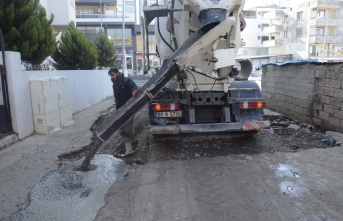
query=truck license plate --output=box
[155,111,183,118]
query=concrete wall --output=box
[1,52,113,139]
[262,62,343,133]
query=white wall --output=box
[40,0,75,27]
[1,52,113,139]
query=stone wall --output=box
[262,63,343,133]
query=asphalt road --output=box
[96,138,343,221]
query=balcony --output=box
[309,35,343,44]
[263,10,283,19]
[263,25,283,33]
[309,17,338,26]
[76,14,135,23]
[310,0,340,9]
[263,39,282,47]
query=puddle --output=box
[291,169,301,178]
[276,164,301,179]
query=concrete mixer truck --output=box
[96,0,270,142]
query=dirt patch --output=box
[58,105,338,167]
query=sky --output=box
[244,0,311,9]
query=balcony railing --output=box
[263,39,282,47]
[263,10,283,19]
[309,17,338,26]
[76,14,135,23]
[310,0,340,9]
[244,16,257,19]
[309,35,343,43]
[263,25,283,33]
[76,14,134,19]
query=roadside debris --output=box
[321,136,336,146]
[287,124,301,131]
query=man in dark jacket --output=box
[108,67,139,157]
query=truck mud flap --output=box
[150,121,270,134]
[96,19,236,141]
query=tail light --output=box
[240,101,266,109]
[151,103,180,111]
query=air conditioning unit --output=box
[94,8,101,13]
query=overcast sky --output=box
[244,0,314,9]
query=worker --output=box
[108,67,139,158]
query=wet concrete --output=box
[0,98,115,220]
[4,154,127,221]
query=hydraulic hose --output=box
[157,17,175,53]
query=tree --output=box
[94,30,117,69]
[51,22,98,70]
[0,0,56,65]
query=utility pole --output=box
[100,0,102,29]
[122,0,127,76]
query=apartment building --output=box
[263,0,343,61]
[238,9,269,58]
[40,0,75,34]
[238,0,290,68]
[75,0,159,74]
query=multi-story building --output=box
[40,0,75,34]
[238,9,270,58]
[238,1,290,69]
[263,0,343,61]
[75,0,159,74]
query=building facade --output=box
[263,0,343,61]
[237,9,269,59]
[40,0,76,34]
[238,1,291,69]
[74,0,159,74]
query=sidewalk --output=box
[0,98,114,220]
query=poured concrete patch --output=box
[4,154,128,221]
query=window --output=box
[77,26,102,41]
[80,8,93,15]
[126,1,135,6]
[125,7,135,12]
[261,36,269,42]
[258,24,261,28]
[296,27,303,36]
[262,23,269,30]
[297,11,303,21]
[136,35,143,51]
[107,28,132,45]
[258,36,261,39]
[256,50,261,55]
[317,10,325,17]
[148,35,156,52]
[316,27,324,35]
[284,31,288,38]
[243,50,248,56]
[284,15,288,23]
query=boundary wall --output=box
[262,62,343,133]
[0,52,113,139]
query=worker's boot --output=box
[116,141,137,158]
[124,141,133,154]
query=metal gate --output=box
[0,30,13,136]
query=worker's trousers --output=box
[119,117,135,142]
